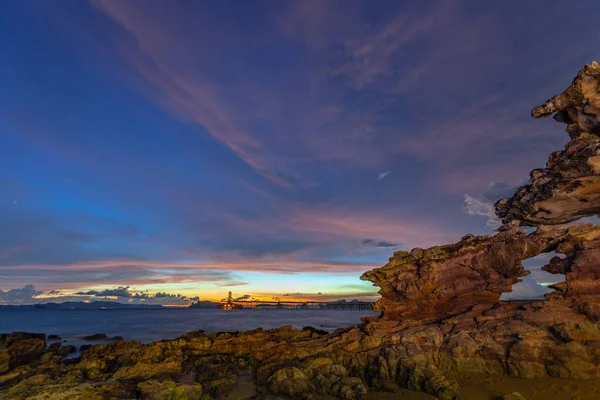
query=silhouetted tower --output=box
[227,291,233,304]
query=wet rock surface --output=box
[2,63,600,399]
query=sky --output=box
[1,0,599,305]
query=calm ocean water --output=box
[0,309,377,345]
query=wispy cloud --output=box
[361,239,399,248]
[463,194,501,229]
[0,258,378,275]
[91,0,291,187]
[377,171,391,180]
[463,180,527,229]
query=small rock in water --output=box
[111,336,124,341]
[55,345,77,357]
[302,326,329,336]
[65,345,77,354]
[79,344,93,352]
[48,342,61,351]
[83,333,107,340]
[47,335,61,340]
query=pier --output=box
[218,292,374,310]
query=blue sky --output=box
[1,0,599,304]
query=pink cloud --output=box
[86,0,436,183]
[29,1,600,198]
[330,1,457,90]
[1,258,377,275]
[282,205,458,248]
[91,0,291,187]
[201,194,460,254]
[276,0,593,195]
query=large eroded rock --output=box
[496,62,600,226]
[360,228,544,321]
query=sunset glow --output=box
[1,0,597,305]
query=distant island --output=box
[187,300,220,309]
[0,301,165,311]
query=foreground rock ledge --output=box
[2,63,600,400]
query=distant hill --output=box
[0,301,164,310]
[329,299,372,304]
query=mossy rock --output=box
[268,366,313,397]
[112,361,181,380]
[137,380,203,400]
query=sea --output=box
[0,308,377,349]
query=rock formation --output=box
[540,222,600,319]
[360,228,543,322]
[2,63,600,400]
[496,61,600,226]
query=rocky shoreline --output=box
[2,63,600,400]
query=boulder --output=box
[137,380,203,400]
